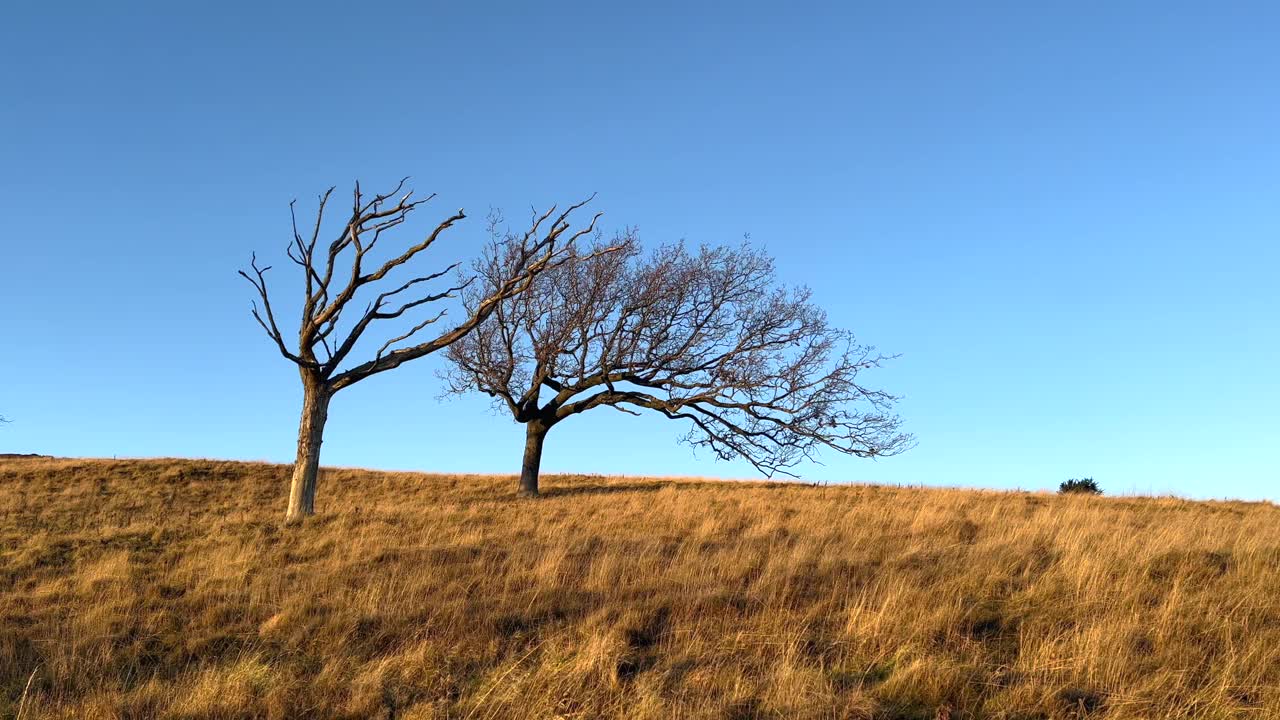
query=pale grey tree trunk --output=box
[286,377,331,523]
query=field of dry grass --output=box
[1,457,1277,719]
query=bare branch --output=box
[237,254,318,368]
[375,309,448,360]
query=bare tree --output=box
[241,179,603,522]
[444,237,913,495]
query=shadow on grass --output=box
[538,483,675,498]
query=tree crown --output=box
[445,235,912,475]
[240,180,603,392]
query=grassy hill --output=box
[2,457,1277,719]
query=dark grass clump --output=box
[1059,478,1102,495]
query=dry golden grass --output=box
[1,457,1278,719]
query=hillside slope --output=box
[1,458,1277,719]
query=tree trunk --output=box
[285,379,331,523]
[519,422,549,496]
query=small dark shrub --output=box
[1059,478,1102,495]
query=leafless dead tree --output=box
[443,236,913,495]
[241,179,602,522]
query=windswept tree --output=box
[241,179,603,522]
[444,237,912,495]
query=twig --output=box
[16,664,40,720]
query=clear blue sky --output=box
[2,2,1277,500]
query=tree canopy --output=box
[445,234,912,493]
